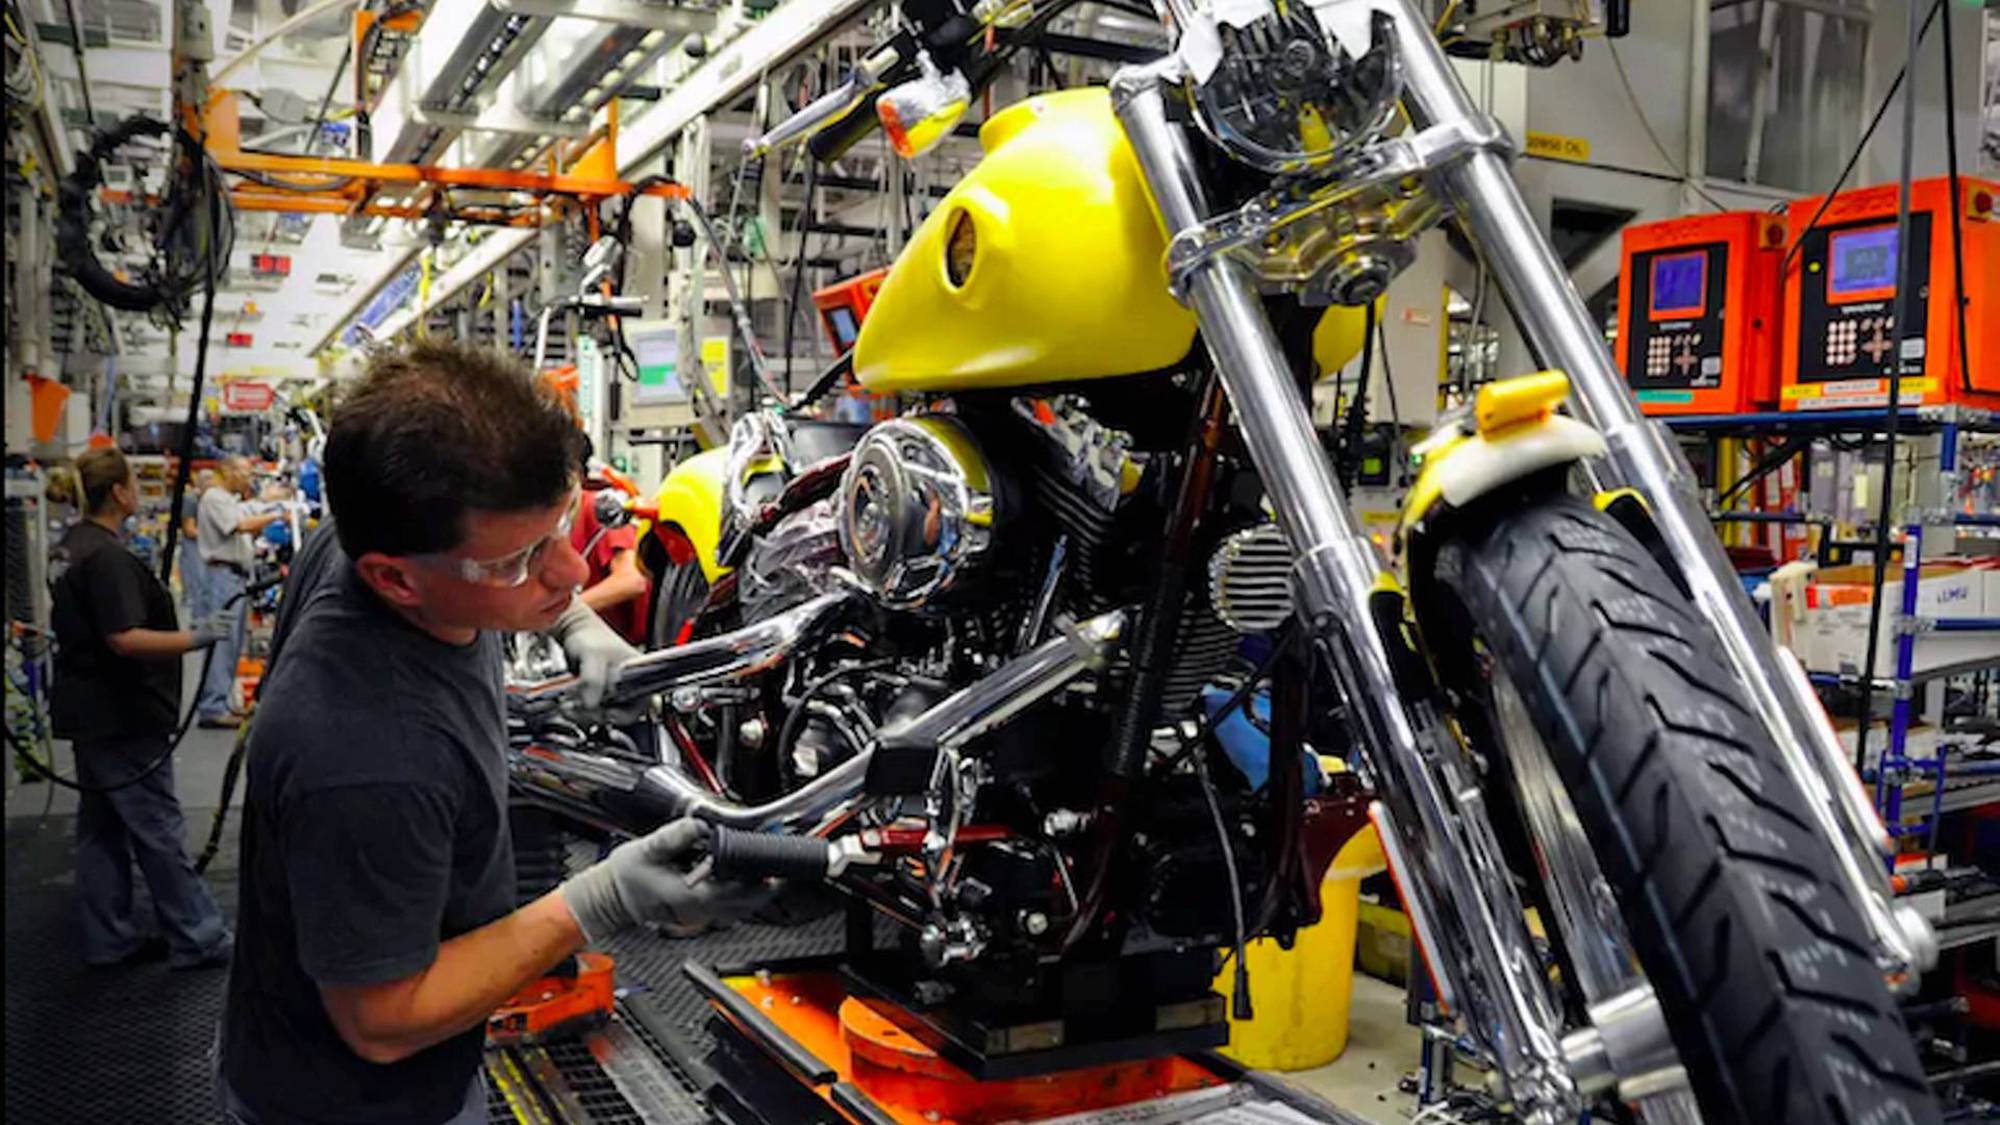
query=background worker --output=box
[47,447,234,971]
[218,342,765,1125]
[178,468,216,627]
[194,456,281,729]
[572,443,649,646]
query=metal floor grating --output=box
[601,912,850,1060]
[5,809,244,1124]
[4,806,827,1123]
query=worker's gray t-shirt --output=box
[198,485,255,568]
[219,523,514,1125]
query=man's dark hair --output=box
[325,341,585,558]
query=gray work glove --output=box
[559,818,773,945]
[549,599,641,717]
[190,623,228,649]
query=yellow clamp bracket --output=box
[1474,370,1571,437]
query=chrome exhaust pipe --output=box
[507,592,856,709]
[611,591,855,703]
[641,609,1129,830]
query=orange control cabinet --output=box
[1615,210,1786,415]
[812,268,889,355]
[1780,176,1999,410]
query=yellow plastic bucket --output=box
[1214,775,1387,1072]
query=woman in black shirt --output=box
[49,447,233,969]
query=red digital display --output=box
[251,254,291,276]
[226,332,254,347]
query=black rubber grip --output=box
[707,826,829,881]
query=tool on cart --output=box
[486,952,619,1047]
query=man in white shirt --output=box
[194,457,282,729]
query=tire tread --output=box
[1441,497,1936,1125]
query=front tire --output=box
[647,555,711,650]
[1426,497,1936,1125]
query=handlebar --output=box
[743,45,905,159]
[779,0,1090,164]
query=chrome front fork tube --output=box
[1373,0,1932,983]
[1113,66,1577,1123]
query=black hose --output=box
[157,239,221,586]
[782,157,819,391]
[1937,3,1972,396]
[1778,0,1943,282]
[193,722,250,874]
[1852,0,1929,777]
[60,0,93,125]
[1335,302,1379,490]
[6,640,221,794]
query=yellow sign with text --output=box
[1525,131,1591,163]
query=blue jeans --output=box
[75,742,231,967]
[197,565,249,720]
[180,539,214,627]
[218,1069,488,1125]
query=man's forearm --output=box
[106,628,201,661]
[579,567,647,614]
[322,892,584,1063]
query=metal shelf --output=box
[1660,405,1998,436]
[1936,779,2000,817]
[1936,920,2000,953]
[1808,652,2000,689]
[1709,510,2000,528]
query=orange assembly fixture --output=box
[719,971,1228,1125]
[487,952,618,1046]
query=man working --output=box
[194,457,282,728]
[48,448,234,971]
[178,467,217,627]
[572,443,649,645]
[218,342,761,1125]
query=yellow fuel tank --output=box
[853,87,1199,392]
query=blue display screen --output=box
[1649,251,1706,317]
[1829,225,1898,297]
[827,306,860,349]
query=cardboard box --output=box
[1800,563,1998,679]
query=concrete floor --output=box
[1285,973,1425,1124]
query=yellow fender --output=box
[649,447,732,584]
[1398,371,1607,550]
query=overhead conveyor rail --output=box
[307,0,882,357]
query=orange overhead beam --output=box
[227,191,547,227]
[202,92,688,203]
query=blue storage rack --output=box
[1665,405,2000,866]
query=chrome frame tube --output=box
[1113,63,1576,1122]
[1372,0,1929,980]
[1495,673,1699,1122]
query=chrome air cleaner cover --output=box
[836,415,997,609]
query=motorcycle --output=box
[506,1,1943,1121]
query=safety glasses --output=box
[410,489,580,589]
